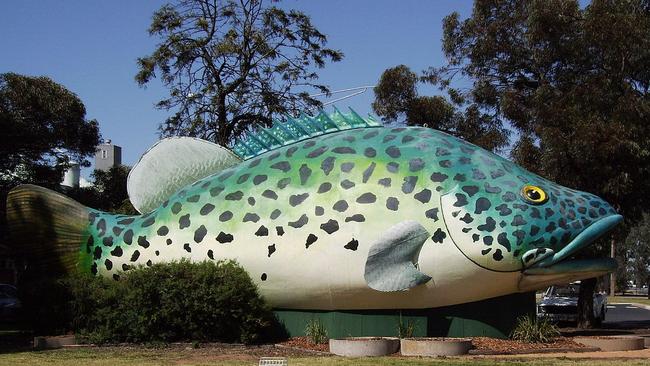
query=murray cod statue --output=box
[7,108,622,310]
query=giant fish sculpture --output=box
[7,109,621,310]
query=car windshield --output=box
[550,284,580,297]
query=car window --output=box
[552,285,580,297]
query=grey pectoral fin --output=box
[364,221,432,292]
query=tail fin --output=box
[6,184,90,275]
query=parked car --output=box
[537,282,607,325]
[0,284,21,321]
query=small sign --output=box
[259,357,288,366]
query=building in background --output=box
[95,140,122,172]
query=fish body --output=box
[7,111,621,310]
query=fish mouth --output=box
[531,214,623,269]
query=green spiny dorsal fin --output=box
[231,107,381,160]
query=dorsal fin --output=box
[127,137,241,214]
[230,107,381,160]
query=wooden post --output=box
[610,237,616,296]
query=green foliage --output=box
[136,0,343,145]
[624,213,650,291]
[20,260,280,344]
[510,316,560,343]
[305,318,328,344]
[67,165,137,215]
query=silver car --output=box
[537,282,607,324]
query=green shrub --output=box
[305,318,327,344]
[396,316,416,338]
[510,315,560,343]
[22,260,282,344]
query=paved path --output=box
[604,303,650,329]
[470,348,650,359]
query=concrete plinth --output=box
[400,337,472,356]
[329,337,400,357]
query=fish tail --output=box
[6,184,91,275]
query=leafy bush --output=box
[21,260,283,344]
[396,316,416,338]
[305,318,328,344]
[510,315,560,343]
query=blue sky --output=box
[0,0,473,176]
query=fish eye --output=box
[521,185,548,204]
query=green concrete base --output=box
[274,292,536,339]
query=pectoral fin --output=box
[364,221,432,292]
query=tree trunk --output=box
[577,277,597,328]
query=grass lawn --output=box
[609,296,650,306]
[0,347,649,366]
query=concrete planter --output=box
[33,335,77,349]
[400,337,472,356]
[329,337,400,357]
[574,336,645,351]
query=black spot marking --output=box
[270,209,282,219]
[157,226,169,236]
[289,214,309,228]
[478,217,497,232]
[255,225,269,236]
[286,146,299,157]
[363,130,379,139]
[184,243,192,252]
[315,206,324,216]
[387,162,399,173]
[474,197,491,214]
[341,162,354,172]
[430,172,448,182]
[217,171,234,181]
[493,249,504,261]
[345,214,365,222]
[378,178,391,187]
[364,147,376,157]
[386,146,401,158]
[303,141,316,149]
[414,189,432,203]
[267,244,276,257]
[130,250,140,262]
[262,190,278,200]
[460,213,474,224]
[484,183,502,194]
[187,194,201,202]
[209,186,224,197]
[400,175,420,195]
[171,202,183,214]
[268,151,281,161]
[472,168,486,180]
[333,200,349,212]
[299,164,312,184]
[383,134,396,143]
[386,197,399,211]
[137,236,150,248]
[146,260,153,267]
[290,193,309,206]
[271,161,291,172]
[511,215,527,226]
[261,273,267,281]
[117,217,135,225]
[96,218,106,236]
[306,234,318,248]
[453,173,466,182]
[277,177,291,189]
[141,216,156,227]
[341,179,355,189]
[402,135,415,143]
[362,162,376,183]
[318,182,332,193]
[436,147,450,156]
[193,225,207,243]
[219,211,233,222]
[497,233,511,251]
[320,219,339,234]
[253,175,268,185]
[425,208,439,221]
[200,203,215,215]
[207,250,214,260]
[459,156,471,164]
[490,169,505,179]
[112,226,123,236]
[243,213,260,223]
[344,239,359,251]
[93,246,102,260]
[357,192,377,203]
[453,194,469,207]
[472,234,480,242]
[179,214,191,228]
[102,236,114,247]
[462,186,479,197]
[276,226,284,236]
[432,229,447,243]
[483,236,494,246]
[321,156,336,175]
[439,160,452,168]
[123,229,134,245]
[216,232,234,243]
[333,147,355,154]
[409,158,425,172]
[225,191,243,201]
[502,192,517,202]
[307,146,328,158]
[105,259,113,270]
[495,204,512,216]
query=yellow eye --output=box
[521,185,548,204]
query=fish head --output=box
[439,143,622,272]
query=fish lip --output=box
[533,214,623,268]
